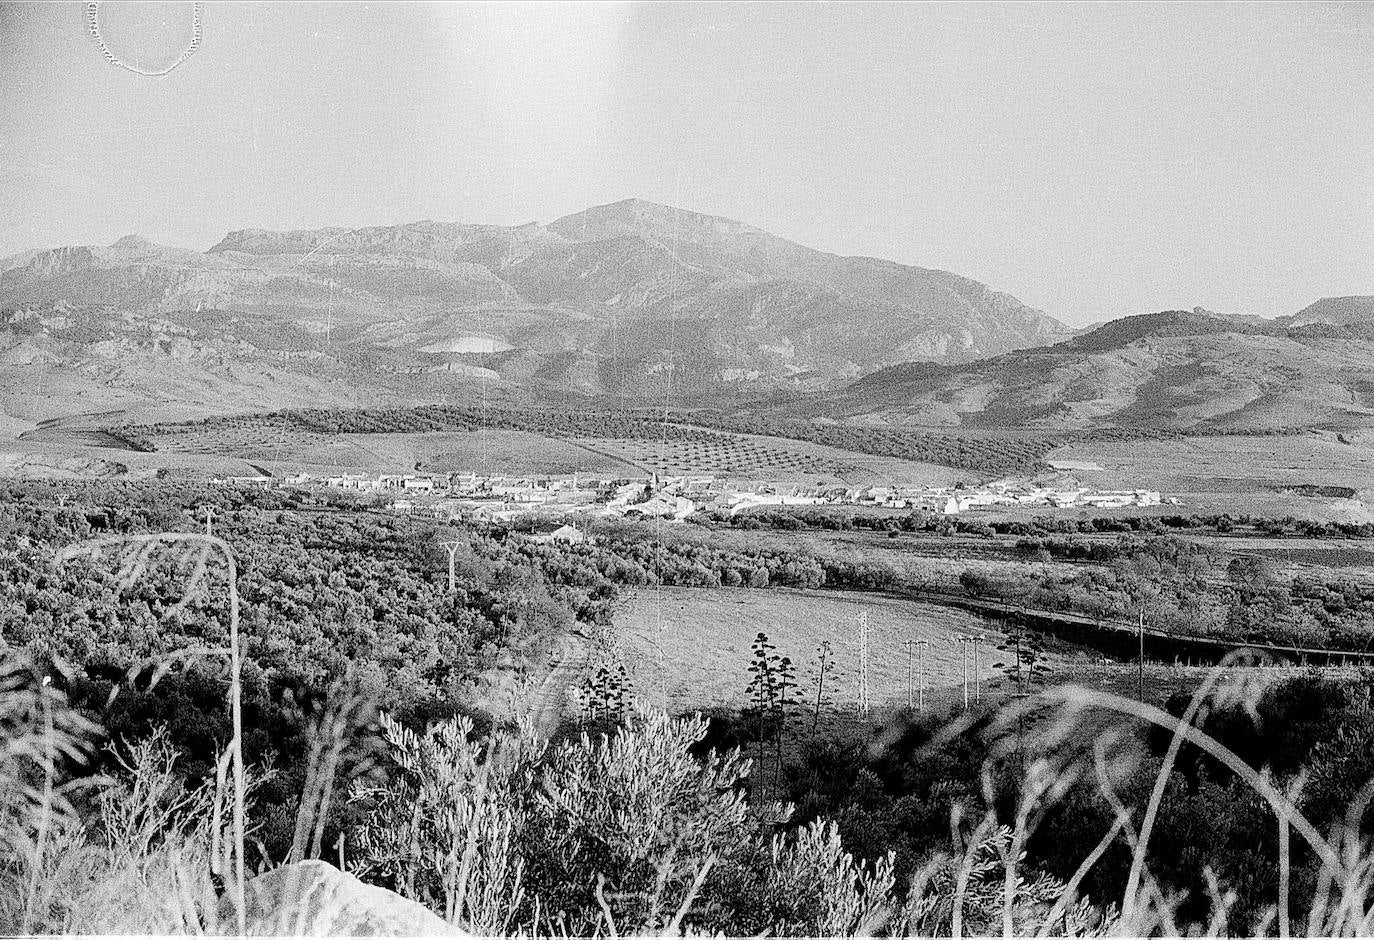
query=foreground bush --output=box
[14,643,1374,935]
[348,710,1096,936]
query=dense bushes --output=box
[781,670,1374,935]
[945,534,1374,650]
[708,504,1374,541]
[349,710,1084,936]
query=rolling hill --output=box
[1279,296,1374,329]
[0,200,1067,429]
[802,309,1374,432]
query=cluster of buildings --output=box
[834,481,1165,513]
[214,470,1164,521]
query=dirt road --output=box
[527,633,589,738]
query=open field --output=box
[0,437,262,479]
[609,586,1366,730]
[138,426,643,477]
[615,587,1021,717]
[1044,432,1374,521]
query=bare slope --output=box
[813,310,1374,432]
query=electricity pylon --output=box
[439,539,464,592]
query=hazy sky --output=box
[2,1,1371,325]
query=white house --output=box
[526,523,589,545]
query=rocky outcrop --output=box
[230,860,468,937]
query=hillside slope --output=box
[1280,296,1374,328]
[807,310,1374,432]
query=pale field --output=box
[1043,433,1374,522]
[609,586,1344,740]
[0,438,261,479]
[148,427,640,477]
[615,587,1026,716]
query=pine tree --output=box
[995,616,1050,697]
[995,615,1051,767]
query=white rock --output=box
[230,860,469,937]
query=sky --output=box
[1,1,1371,326]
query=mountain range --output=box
[0,200,1370,436]
[0,200,1066,424]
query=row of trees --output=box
[127,404,737,448]
[688,413,1059,474]
[956,535,1374,649]
[707,504,1374,541]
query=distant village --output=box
[213,469,1167,528]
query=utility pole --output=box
[914,638,931,711]
[439,539,464,592]
[903,638,914,710]
[951,634,990,708]
[952,633,973,709]
[857,611,871,719]
[972,635,987,703]
[202,505,215,537]
[1138,610,1145,702]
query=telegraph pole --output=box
[951,634,990,708]
[903,638,913,709]
[952,634,972,709]
[439,539,463,592]
[915,638,931,711]
[971,634,990,703]
[972,636,981,703]
[857,610,871,719]
[1137,610,1145,702]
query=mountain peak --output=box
[110,234,154,250]
[549,199,768,242]
[104,234,194,262]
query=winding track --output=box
[527,633,589,737]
